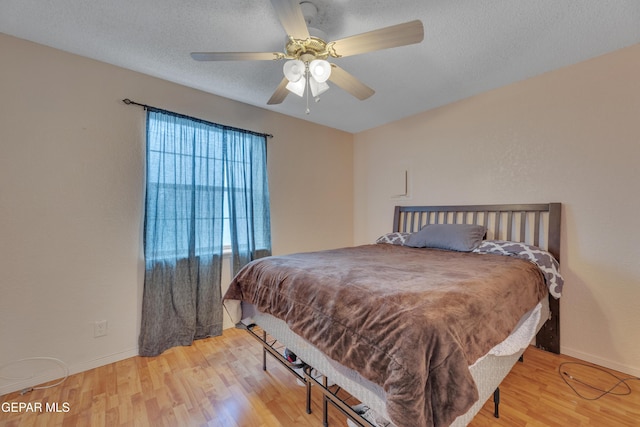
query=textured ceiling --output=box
[2,0,640,133]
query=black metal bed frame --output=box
[243,322,377,426]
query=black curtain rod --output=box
[122,98,273,139]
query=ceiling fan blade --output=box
[267,78,290,105]
[330,20,424,58]
[270,0,310,39]
[328,64,375,101]
[191,52,282,61]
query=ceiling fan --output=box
[191,0,424,112]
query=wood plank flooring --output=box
[1,327,639,426]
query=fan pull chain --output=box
[305,65,311,114]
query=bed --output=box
[223,203,562,427]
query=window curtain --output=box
[225,131,272,276]
[139,109,228,356]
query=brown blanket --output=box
[224,244,547,427]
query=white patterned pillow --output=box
[375,232,411,246]
[473,240,563,298]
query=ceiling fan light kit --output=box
[283,57,332,113]
[191,0,424,113]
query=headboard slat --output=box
[506,211,513,241]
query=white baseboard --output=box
[562,346,640,378]
[0,347,139,397]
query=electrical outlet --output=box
[94,320,108,337]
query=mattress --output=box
[239,296,549,426]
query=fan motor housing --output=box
[285,36,331,60]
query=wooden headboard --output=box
[393,203,561,354]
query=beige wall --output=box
[0,34,353,395]
[354,44,640,377]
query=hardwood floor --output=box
[1,327,639,426]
